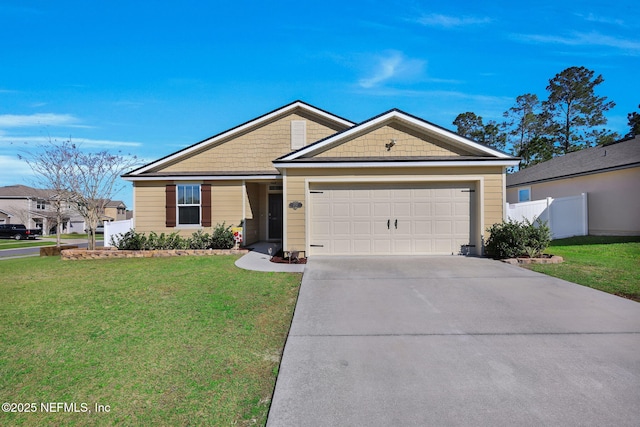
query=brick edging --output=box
[61,248,249,260]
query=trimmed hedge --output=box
[485,218,551,259]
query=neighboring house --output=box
[0,184,56,232]
[506,135,640,236]
[0,208,12,224]
[103,200,128,221]
[123,101,519,256]
[0,185,126,234]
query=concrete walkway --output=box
[267,256,640,426]
[235,242,306,273]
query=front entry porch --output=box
[241,181,283,247]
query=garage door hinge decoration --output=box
[310,191,324,194]
[461,189,476,192]
[310,244,324,247]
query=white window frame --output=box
[517,186,531,202]
[177,184,201,226]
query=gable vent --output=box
[291,120,307,150]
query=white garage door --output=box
[309,182,474,255]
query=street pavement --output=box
[0,237,103,259]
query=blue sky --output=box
[1,0,638,207]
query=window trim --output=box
[517,186,531,202]
[176,183,201,226]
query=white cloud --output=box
[513,31,640,54]
[358,51,426,89]
[353,87,511,104]
[577,13,626,27]
[0,135,142,148]
[416,13,492,28]
[0,113,81,128]
[0,154,35,186]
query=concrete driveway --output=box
[267,256,640,426]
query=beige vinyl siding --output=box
[283,166,505,253]
[133,181,168,233]
[211,182,243,227]
[484,173,505,226]
[155,112,346,174]
[314,123,473,158]
[133,181,244,236]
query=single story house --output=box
[123,101,519,256]
[506,135,640,236]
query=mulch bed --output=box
[269,250,307,264]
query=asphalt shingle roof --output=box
[506,136,640,187]
[0,184,50,198]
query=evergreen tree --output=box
[627,105,640,137]
[544,66,615,153]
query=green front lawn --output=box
[527,236,640,302]
[0,256,301,426]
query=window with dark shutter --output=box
[176,184,200,225]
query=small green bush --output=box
[188,230,211,250]
[485,218,551,259]
[112,230,147,250]
[210,222,235,249]
[110,223,236,250]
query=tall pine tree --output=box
[544,66,615,153]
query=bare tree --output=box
[4,205,33,227]
[19,139,77,247]
[64,145,139,250]
[19,139,138,250]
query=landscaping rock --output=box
[61,248,248,260]
[40,245,79,256]
[502,255,564,265]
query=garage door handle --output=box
[387,219,390,229]
[394,219,398,229]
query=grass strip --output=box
[527,236,640,301]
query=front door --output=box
[268,193,283,240]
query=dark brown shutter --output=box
[166,185,176,227]
[201,183,212,227]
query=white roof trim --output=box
[279,110,511,161]
[130,101,354,175]
[274,160,520,168]
[123,174,282,182]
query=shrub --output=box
[112,230,147,250]
[110,224,236,251]
[485,218,551,259]
[188,230,211,250]
[210,222,235,249]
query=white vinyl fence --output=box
[506,193,588,239]
[104,219,134,247]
